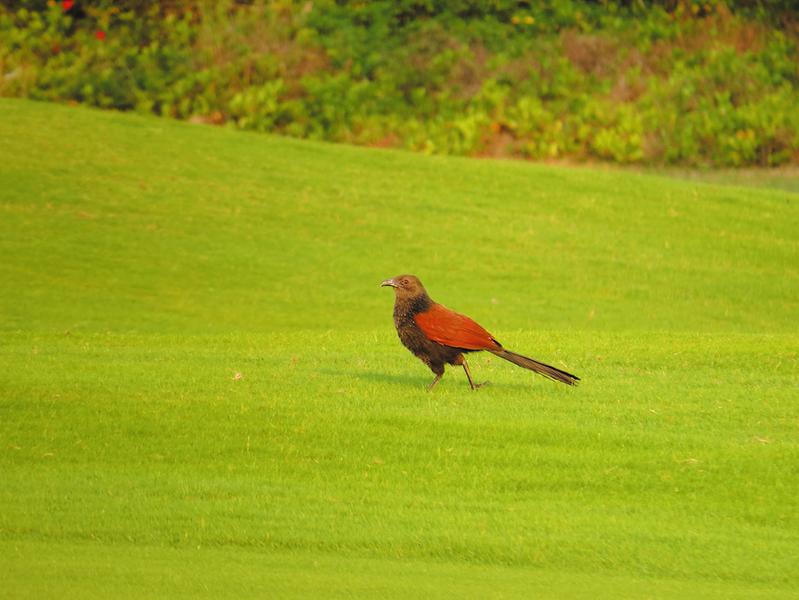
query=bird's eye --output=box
[402,279,409,285]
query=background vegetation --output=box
[2,0,798,166]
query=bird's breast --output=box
[394,309,434,353]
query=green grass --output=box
[1,98,798,598]
[639,166,799,195]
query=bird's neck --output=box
[394,293,433,321]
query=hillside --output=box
[1,99,796,335]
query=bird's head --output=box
[381,274,427,299]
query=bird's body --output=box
[382,274,579,389]
[392,291,477,380]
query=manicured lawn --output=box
[1,99,797,598]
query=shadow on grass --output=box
[319,367,537,392]
[320,368,428,387]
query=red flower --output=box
[95,30,106,41]
[62,0,74,11]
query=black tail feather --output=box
[490,349,580,386]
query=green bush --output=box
[1,0,797,166]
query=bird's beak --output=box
[381,278,398,288]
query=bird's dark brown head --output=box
[381,274,427,300]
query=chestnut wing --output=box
[414,303,501,351]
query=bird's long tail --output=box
[490,349,580,386]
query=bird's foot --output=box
[427,374,443,391]
[470,381,490,390]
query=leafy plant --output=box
[1,0,797,166]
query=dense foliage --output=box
[2,0,798,166]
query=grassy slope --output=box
[1,99,798,598]
[1,101,796,335]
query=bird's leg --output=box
[427,373,443,391]
[460,357,487,390]
[462,359,477,390]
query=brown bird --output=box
[381,274,579,390]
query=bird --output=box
[381,274,579,390]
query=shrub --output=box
[1,0,797,166]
